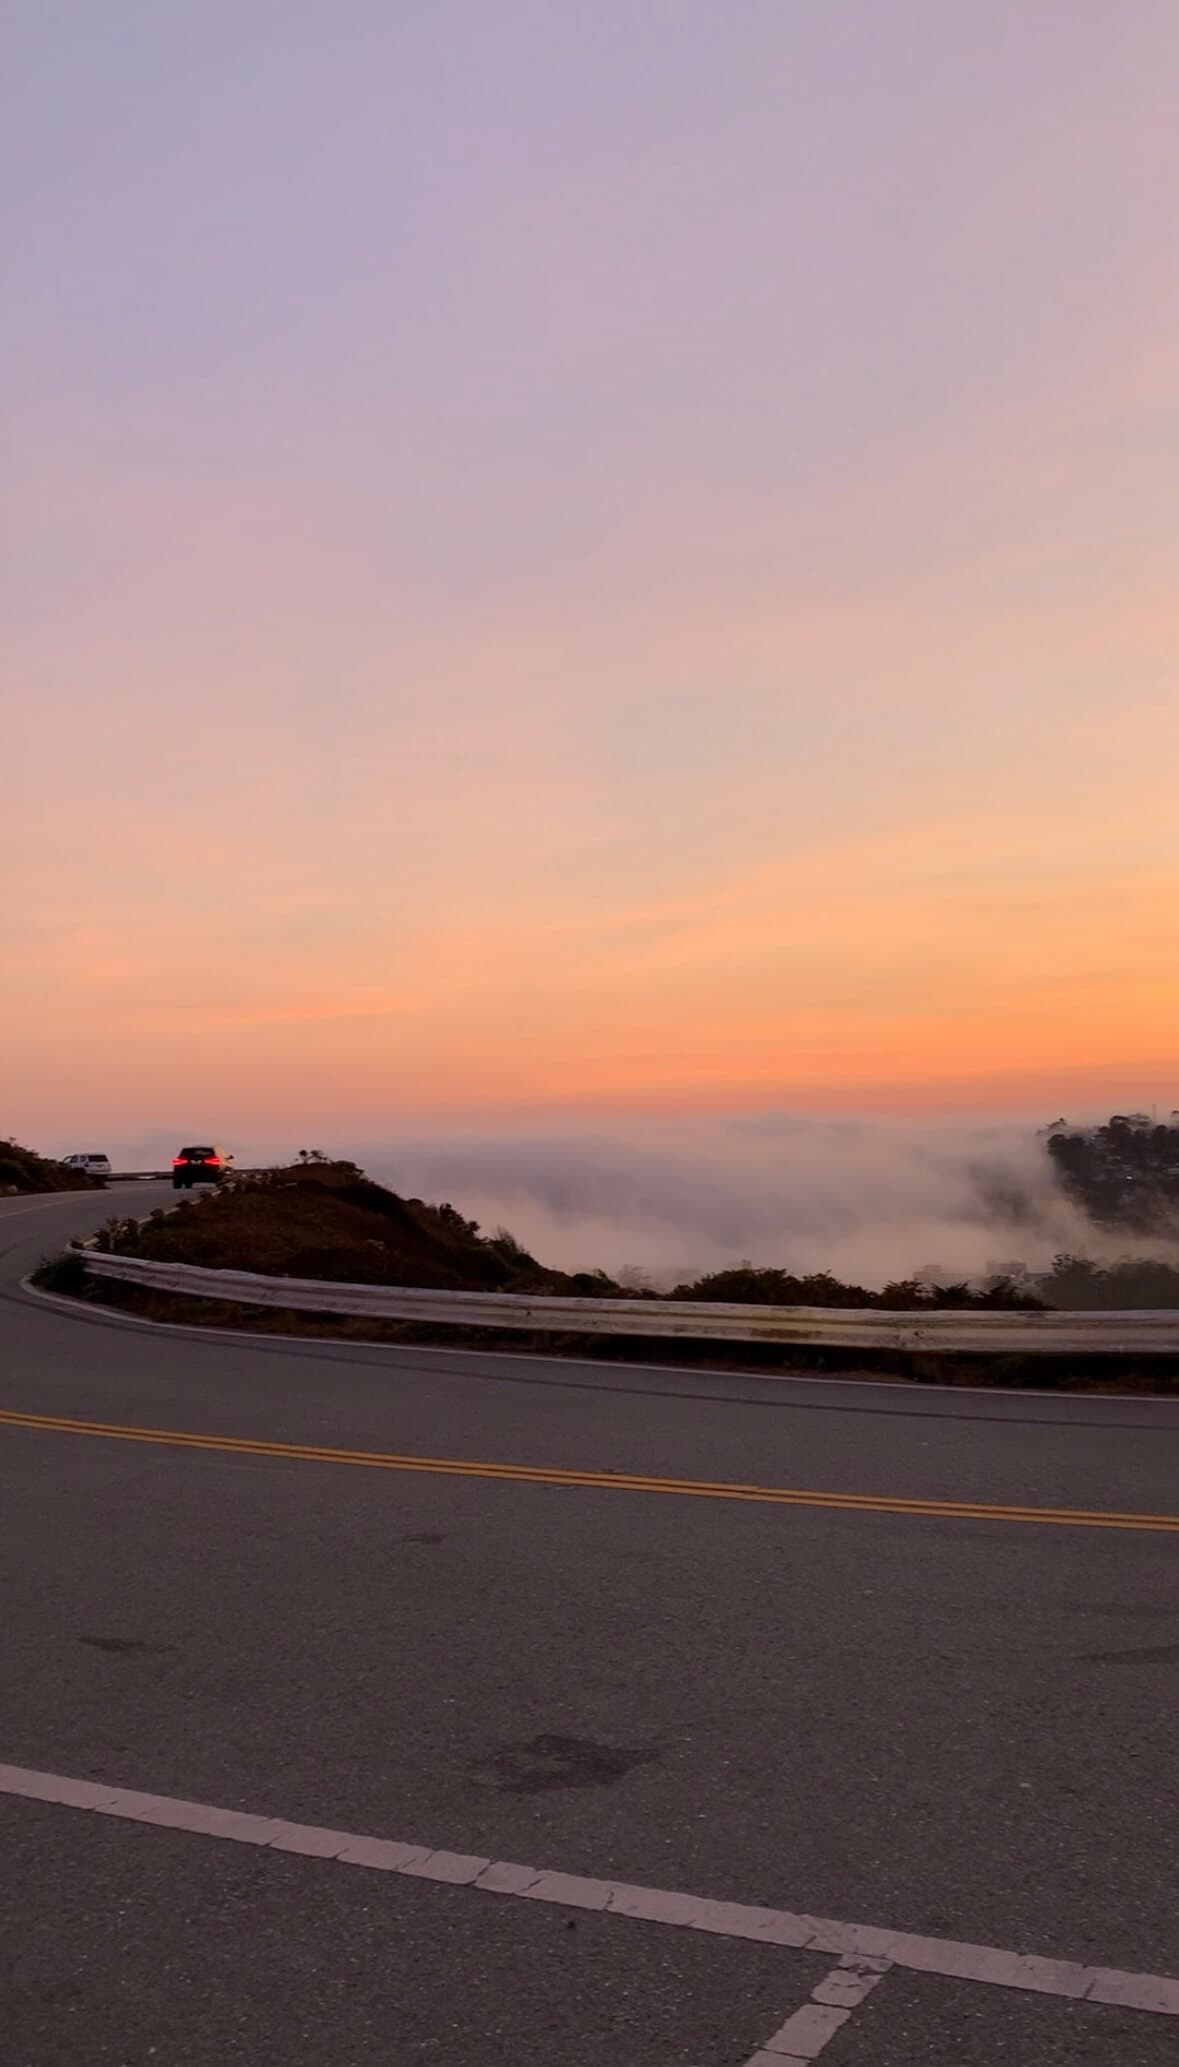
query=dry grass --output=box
[101,1163,616,1296]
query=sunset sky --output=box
[5,1,1177,1162]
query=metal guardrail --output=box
[79,1252,1179,1353]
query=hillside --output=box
[0,1137,100,1195]
[99,1161,621,1296]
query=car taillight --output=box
[205,1157,221,1167]
[172,1158,186,1166]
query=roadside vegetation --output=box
[31,1153,1179,1393]
[0,1137,102,1195]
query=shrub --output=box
[32,1251,90,1295]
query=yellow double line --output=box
[2,1406,1177,1533]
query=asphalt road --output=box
[1,1186,1177,2066]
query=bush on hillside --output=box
[1039,1253,1179,1309]
[673,1263,1044,1311]
[0,1137,101,1194]
[31,1251,91,1294]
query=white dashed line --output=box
[742,1954,892,2062]
[1,1761,1176,2025]
[0,1196,95,1223]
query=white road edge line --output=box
[1,1762,1176,2017]
[742,1954,893,2063]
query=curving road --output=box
[1,1187,1177,2066]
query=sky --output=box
[4,1,1178,1192]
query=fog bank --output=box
[358,1114,1134,1288]
[81,1111,1179,1287]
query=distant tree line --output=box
[1038,1254,1179,1309]
[670,1266,1045,1310]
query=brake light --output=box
[205,1156,222,1167]
[172,1158,186,1166]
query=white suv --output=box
[62,1153,113,1182]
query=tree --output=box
[1045,1111,1179,1233]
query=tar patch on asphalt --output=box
[78,1636,177,1656]
[471,1732,659,1794]
[1080,1641,1179,1665]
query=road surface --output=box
[2,1186,1176,2065]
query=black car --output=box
[172,1145,233,1189]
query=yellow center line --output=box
[2,1406,1177,1532]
